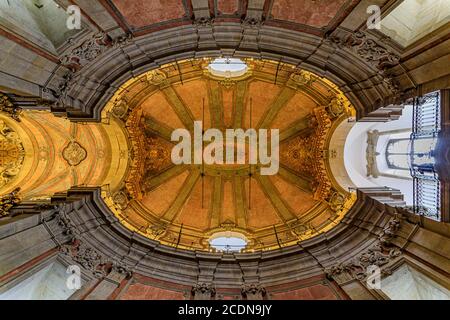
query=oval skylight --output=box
[208,58,248,78]
[209,231,247,252]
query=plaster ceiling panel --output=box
[271,91,317,131]
[174,176,213,231]
[243,81,281,129]
[141,170,190,217]
[270,0,347,28]
[111,0,186,29]
[269,174,317,216]
[141,91,186,130]
[173,80,212,130]
[244,177,283,229]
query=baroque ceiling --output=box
[100,58,357,251]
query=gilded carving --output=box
[0,187,21,217]
[326,214,403,281]
[0,93,22,122]
[61,239,109,278]
[112,189,130,210]
[62,141,87,166]
[0,120,25,189]
[290,70,314,86]
[61,32,112,70]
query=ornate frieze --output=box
[61,32,112,70]
[325,31,401,95]
[0,93,22,122]
[241,16,264,28]
[61,239,109,278]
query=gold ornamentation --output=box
[327,97,345,118]
[111,99,129,119]
[146,70,168,86]
[0,187,21,217]
[112,188,130,210]
[0,120,25,188]
[290,70,314,86]
[62,141,87,166]
[0,93,22,122]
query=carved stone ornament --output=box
[0,120,25,189]
[61,239,109,278]
[241,284,267,297]
[0,93,22,122]
[241,16,264,28]
[366,130,380,178]
[62,141,87,166]
[193,17,215,27]
[0,187,21,217]
[325,31,401,95]
[191,283,216,296]
[326,214,403,281]
[61,32,112,70]
[326,32,400,71]
[146,70,168,86]
[56,207,133,278]
[326,244,401,281]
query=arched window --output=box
[385,138,411,171]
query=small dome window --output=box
[209,231,247,252]
[208,58,248,78]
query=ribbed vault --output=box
[99,58,356,251]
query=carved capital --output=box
[192,283,216,298]
[241,283,266,299]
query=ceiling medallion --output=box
[62,141,87,166]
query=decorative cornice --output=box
[325,209,404,281]
[60,32,112,70]
[56,206,133,279]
